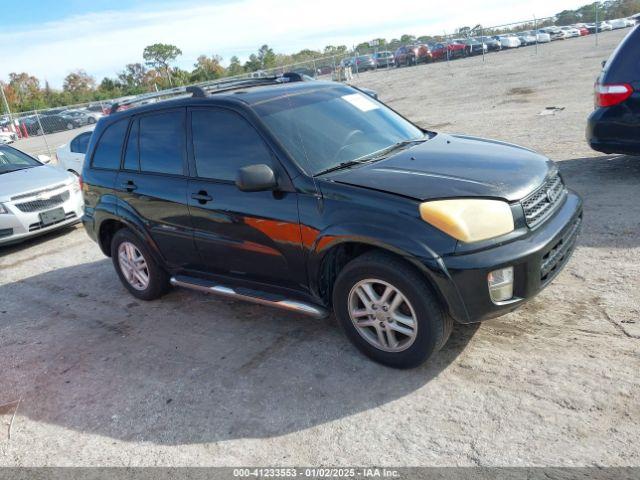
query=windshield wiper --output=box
[314,138,428,177]
[314,159,367,176]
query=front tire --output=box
[110,228,170,300]
[333,251,452,368]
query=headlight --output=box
[0,203,8,214]
[419,199,514,243]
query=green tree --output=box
[63,70,95,95]
[227,56,244,76]
[257,44,277,69]
[117,63,148,91]
[142,43,183,86]
[191,54,225,82]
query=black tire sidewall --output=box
[110,228,169,300]
[333,255,444,369]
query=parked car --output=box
[429,42,466,60]
[0,144,83,246]
[353,55,376,72]
[0,131,18,144]
[373,51,395,68]
[532,30,552,43]
[516,32,537,46]
[539,27,565,40]
[477,36,502,51]
[22,114,80,136]
[56,129,94,175]
[394,45,432,66]
[559,26,581,38]
[457,38,487,55]
[81,77,582,368]
[609,18,629,29]
[61,109,99,126]
[493,35,521,48]
[587,25,640,155]
[597,21,613,31]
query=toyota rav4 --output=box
[82,75,582,368]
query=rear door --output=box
[115,108,198,269]
[186,106,305,290]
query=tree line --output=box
[1,0,638,113]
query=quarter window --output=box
[139,110,185,175]
[92,119,128,169]
[191,109,272,181]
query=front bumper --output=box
[0,186,84,246]
[439,191,583,323]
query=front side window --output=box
[254,85,425,176]
[191,109,272,181]
[92,119,128,169]
[139,110,185,175]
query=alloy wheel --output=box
[117,241,150,291]
[348,278,418,352]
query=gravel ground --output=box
[1,29,638,467]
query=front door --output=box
[186,107,306,290]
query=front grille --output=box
[522,173,567,228]
[540,216,582,284]
[15,191,70,213]
[28,212,76,232]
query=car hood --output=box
[0,165,72,201]
[324,133,554,202]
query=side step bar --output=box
[169,276,329,319]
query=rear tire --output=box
[110,228,170,301]
[333,251,452,369]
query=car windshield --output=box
[0,146,41,174]
[254,85,427,176]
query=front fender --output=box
[306,223,470,323]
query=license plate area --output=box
[39,207,65,226]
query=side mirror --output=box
[236,164,277,192]
[37,154,51,164]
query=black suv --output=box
[587,25,640,154]
[82,76,582,368]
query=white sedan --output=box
[494,35,521,48]
[0,144,83,246]
[0,131,18,144]
[560,26,581,37]
[533,31,551,43]
[56,128,93,175]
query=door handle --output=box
[121,180,137,192]
[191,191,213,204]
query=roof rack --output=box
[109,72,306,114]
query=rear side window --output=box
[603,26,640,83]
[191,109,272,181]
[70,132,92,153]
[139,110,185,175]
[92,119,128,169]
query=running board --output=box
[169,276,328,319]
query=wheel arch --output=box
[308,230,469,323]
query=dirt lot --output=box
[1,29,639,467]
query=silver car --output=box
[0,144,84,246]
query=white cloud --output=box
[0,0,586,87]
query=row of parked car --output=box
[339,18,637,70]
[0,104,105,140]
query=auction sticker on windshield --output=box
[341,93,379,112]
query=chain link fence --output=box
[1,14,634,161]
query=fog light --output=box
[488,267,514,303]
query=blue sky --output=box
[1,0,587,88]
